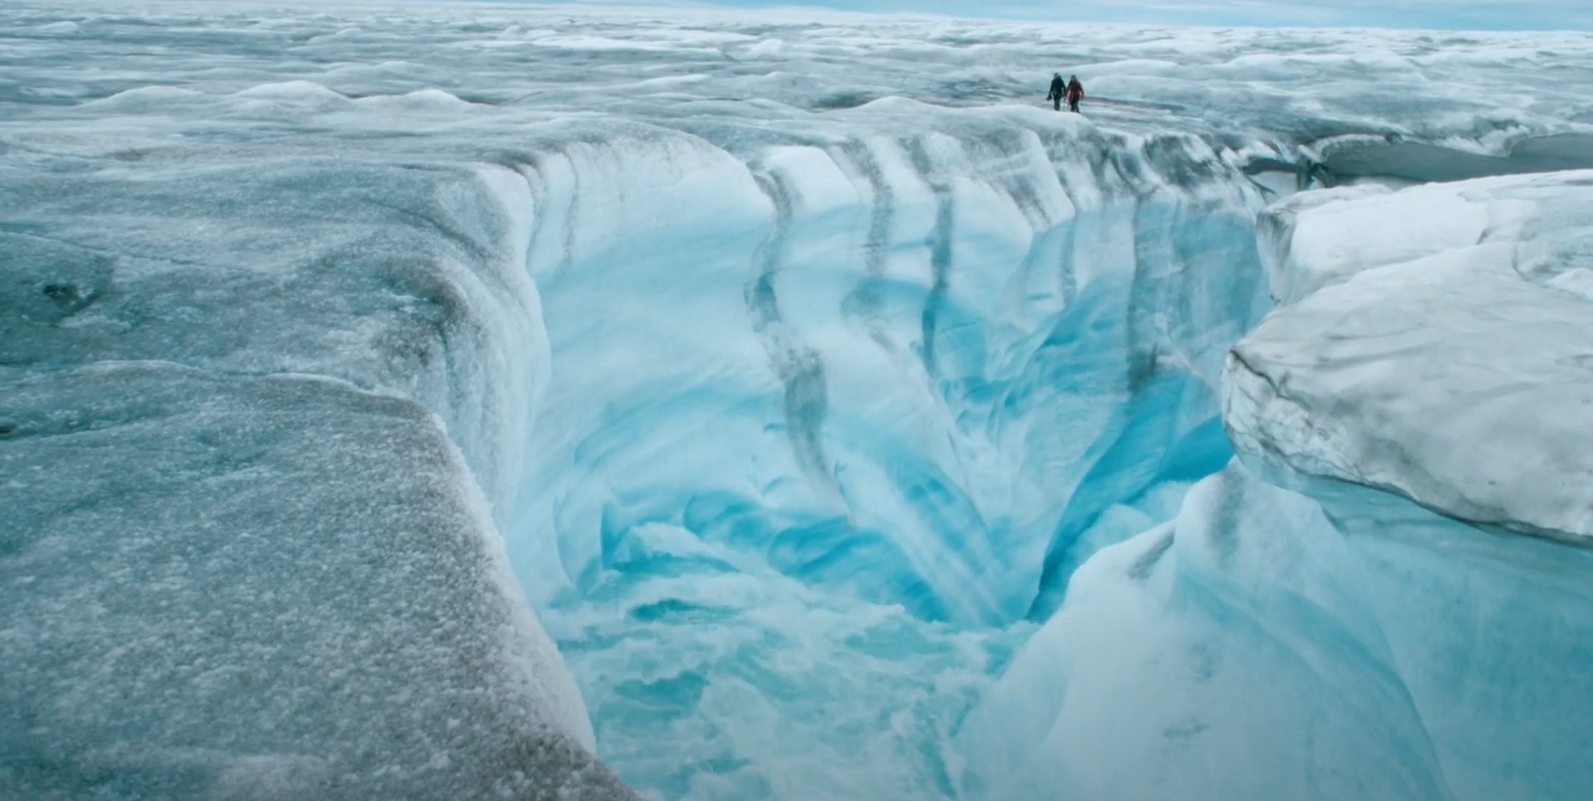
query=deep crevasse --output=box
[489,121,1272,799]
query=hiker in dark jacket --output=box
[1047,73,1064,111]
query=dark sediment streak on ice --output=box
[1319,134,1593,184]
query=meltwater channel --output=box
[496,121,1271,800]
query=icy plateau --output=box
[4,3,1593,801]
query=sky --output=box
[525,0,1593,30]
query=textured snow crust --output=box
[1,364,631,801]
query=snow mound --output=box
[36,20,80,35]
[354,88,477,111]
[234,80,351,108]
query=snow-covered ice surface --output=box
[1236,172,1593,543]
[1,365,634,800]
[5,2,1593,799]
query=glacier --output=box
[4,2,1593,800]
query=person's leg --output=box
[1053,96,1060,110]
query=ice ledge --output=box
[1225,171,1593,546]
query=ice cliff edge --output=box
[1229,170,1593,545]
[0,155,640,800]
